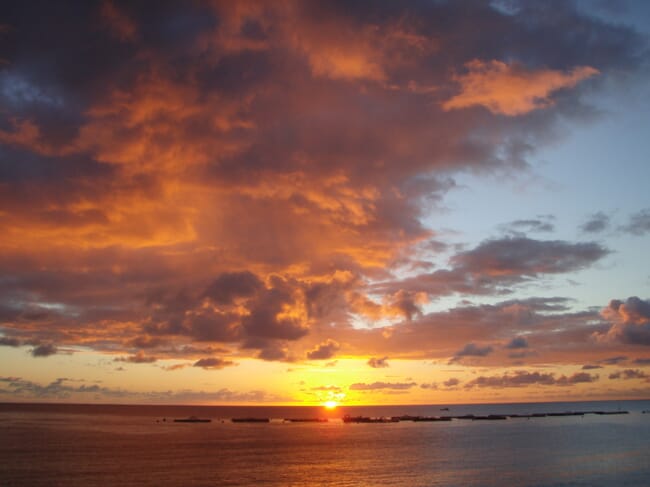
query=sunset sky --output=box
[1,0,650,406]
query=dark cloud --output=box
[633,358,650,365]
[367,356,390,368]
[328,295,608,367]
[0,376,277,402]
[596,297,650,345]
[0,377,109,399]
[454,343,494,358]
[582,364,602,370]
[620,209,650,236]
[377,237,608,298]
[349,381,417,391]
[451,237,608,279]
[608,369,647,380]
[241,286,309,341]
[503,217,555,234]
[306,339,340,360]
[599,356,628,365]
[127,335,167,349]
[0,336,21,347]
[443,378,460,388]
[256,343,292,362]
[115,351,157,364]
[581,211,610,233]
[31,343,57,357]
[506,337,529,349]
[204,271,264,305]
[192,357,236,369]
[465,371,598,388]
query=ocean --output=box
[1,400,649,486]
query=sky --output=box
[1,0,649,406]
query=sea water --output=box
[1,400,649,486]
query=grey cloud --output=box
[144,275,307,353]
[257,343,292,362]
[204,271,264,305]
[608,369,647,380]
[599,356,628,365]
[31,343,57,357]
[127,335,167,349]
[465,371,598,388]
[443,377,460,388]
[193,357,236,369]
[620,209,650,236]
[115,351,157,363]
[241,287,308,341]
[306,339,340,360]
[451,237,609,278]
[506,337,529,349]
[581,212,610,233]
[0,377,110,399]
[597,297,650,345]
[0,376,277,403]
[349,381,417,391]
[367,356,390,368]
[377,238,608,298]
[0,336,21,347]
[455,343,493,358]
[504,217,555,234]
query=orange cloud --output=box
[0,0,646,403]
[443,60,598,115]
[101,0,137,42]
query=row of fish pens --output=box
[344,410,630,423]
[227,410,630,424]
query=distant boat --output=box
[440,407,450,411]
[231,417,270,423]
[173,416,211,423]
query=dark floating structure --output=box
[221,409,632,425]
[343,415,399,423]
[283,418,329,423]
[340,410,630,424]
[393,415,452,422]
[173,416,211,423]
[472,415,507,421]
[413,416,452,422]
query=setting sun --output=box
[324,401,338,409]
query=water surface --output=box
[1,400,649,486]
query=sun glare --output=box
[324,400,338,409]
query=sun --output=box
[324,400,338,409]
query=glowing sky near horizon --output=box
[1,0,650,405]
